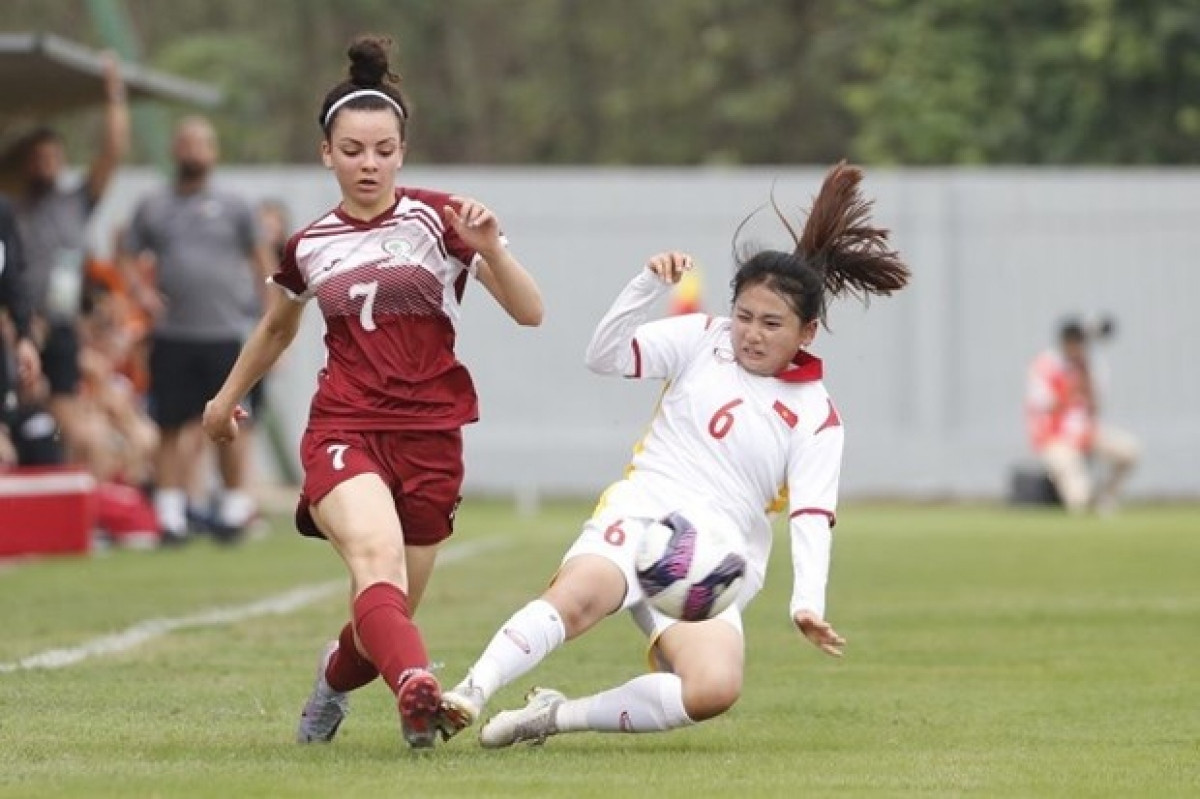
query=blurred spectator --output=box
[11,53,129,474]
[84,239,153,398]
[77,274,161,549]
[5,377,63,467]
[0,195,41,465]
[258,198,290,264]
[77,279,158,484]
[121,116,274,544]
[237,198,289,423]
[1025,317,1139,514]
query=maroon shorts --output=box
[295,427,464,546]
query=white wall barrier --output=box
[91,167,1200,501]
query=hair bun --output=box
[347,36,397,87]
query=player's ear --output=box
[319,140,333,169]
[799,319,819,347]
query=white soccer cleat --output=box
[479,687,566,749]
[438,678,487,741]
[296,641,349,743]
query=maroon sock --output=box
[352,582,429,696]
[324,622,379,693]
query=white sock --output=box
[154,488,187,534]
[218,489,256,527]
[557,672,694,733]
[464,599,566,700]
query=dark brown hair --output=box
[318,35,409,138]
[732,161,910,326]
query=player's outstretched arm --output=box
[584,253,692,376]
[789,513,843,658]
[446,196,543,326]
[86,52,129,204]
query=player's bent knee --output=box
[546,557,626,637]
[544,587,613,639]
[680,668,742,721]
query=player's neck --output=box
[340,197,395,223]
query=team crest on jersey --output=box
[381,238,413,260]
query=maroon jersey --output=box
[273,188,484,431]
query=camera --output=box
[1084,313,1116,341]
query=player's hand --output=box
[794,610,845,658]
[444,196,502,256]
[645,252,694,285]
[202,400,249,444]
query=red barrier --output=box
[0,468,97,558]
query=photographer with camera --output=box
[1025,315,1139,515]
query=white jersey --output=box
[585,270,844,619]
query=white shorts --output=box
[561,486,760,646]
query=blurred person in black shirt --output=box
[0,195,42,465]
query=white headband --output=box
[323,89,406,127]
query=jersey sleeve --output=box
[404,188,486,275]
[585,269,708,380]
[269,231,309,301]
[786,413,845,619]
[633,313,714,381]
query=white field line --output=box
[0,538,502,674]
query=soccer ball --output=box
[634,511,747,622]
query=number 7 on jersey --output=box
[349,281,378,331]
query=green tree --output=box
[5,0,1199,165]
[839,0,1200,164]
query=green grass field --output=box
[1,501,1197,798]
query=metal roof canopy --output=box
[0,32,222,120]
